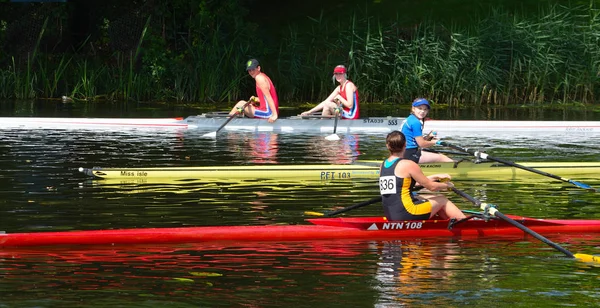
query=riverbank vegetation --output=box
[0,1,599,107]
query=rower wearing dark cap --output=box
[229,58,279,123]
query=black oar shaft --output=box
[422,148,470,156]
[332,112,339,134]
[493,211,575,258]
[311,185,424,217]
[440,141,595,191]
[324,196,382,217]
[451,187,576,259]
[215,100,253,134]
[451,187,480,205]
[214,114,237,133]
[332,104,341,134]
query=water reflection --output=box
[0,241,382,306]
[302,134,362,164]
[371,240,462,305]
[2,235,597,307]
[225,132,280,164]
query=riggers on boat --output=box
[2,214,600,247]
[79,161,600,181]
[0,115,599,136]
[187,115,600,135]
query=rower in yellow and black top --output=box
[379,131,466,221]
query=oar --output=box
[202,99,254,138]
[304,183,436,217]
[422,148,471,156]
[452,187,599,263]
[325,103,341,141]
[439,141,596,191]
[305,196,382,217]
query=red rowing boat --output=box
[2,215,599,248]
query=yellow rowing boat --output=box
[79,161,600,181]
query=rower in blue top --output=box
[401,98,454,163]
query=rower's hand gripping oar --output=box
[325,99,342,141]
[451,187,599,263]
[202,98,256,138]
[439,141,596,191]
[305,196,382,217]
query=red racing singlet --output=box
[339,81,359,119]
[255,73,279,115]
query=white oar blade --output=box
[325,134,340,141]
[202,131,217,138]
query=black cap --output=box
[246,59,259,71]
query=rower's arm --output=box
[415,135,438,148]
[407,163,452,191]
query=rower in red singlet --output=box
[229,59,279,123]
[300,65,359,119]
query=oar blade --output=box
[574,253,600,264]
[202,131,217,138]
[304,211,325,217]
[568,179,595,191]
[325,134,340,141]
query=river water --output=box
[0,100,599,307]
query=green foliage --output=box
[269,3,600,105]
[0,1,599,106]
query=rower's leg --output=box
[428,196,467,220]
[321,101,338,117]
[419,151,455,163]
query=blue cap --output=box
[412,98,430,108]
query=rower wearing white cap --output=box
[400,98,454,163]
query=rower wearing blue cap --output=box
[400,98,454,163]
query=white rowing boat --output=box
[424,119,599,136]
[1,115,598,136]
[185,115,600,135]
[0,116,188,129]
